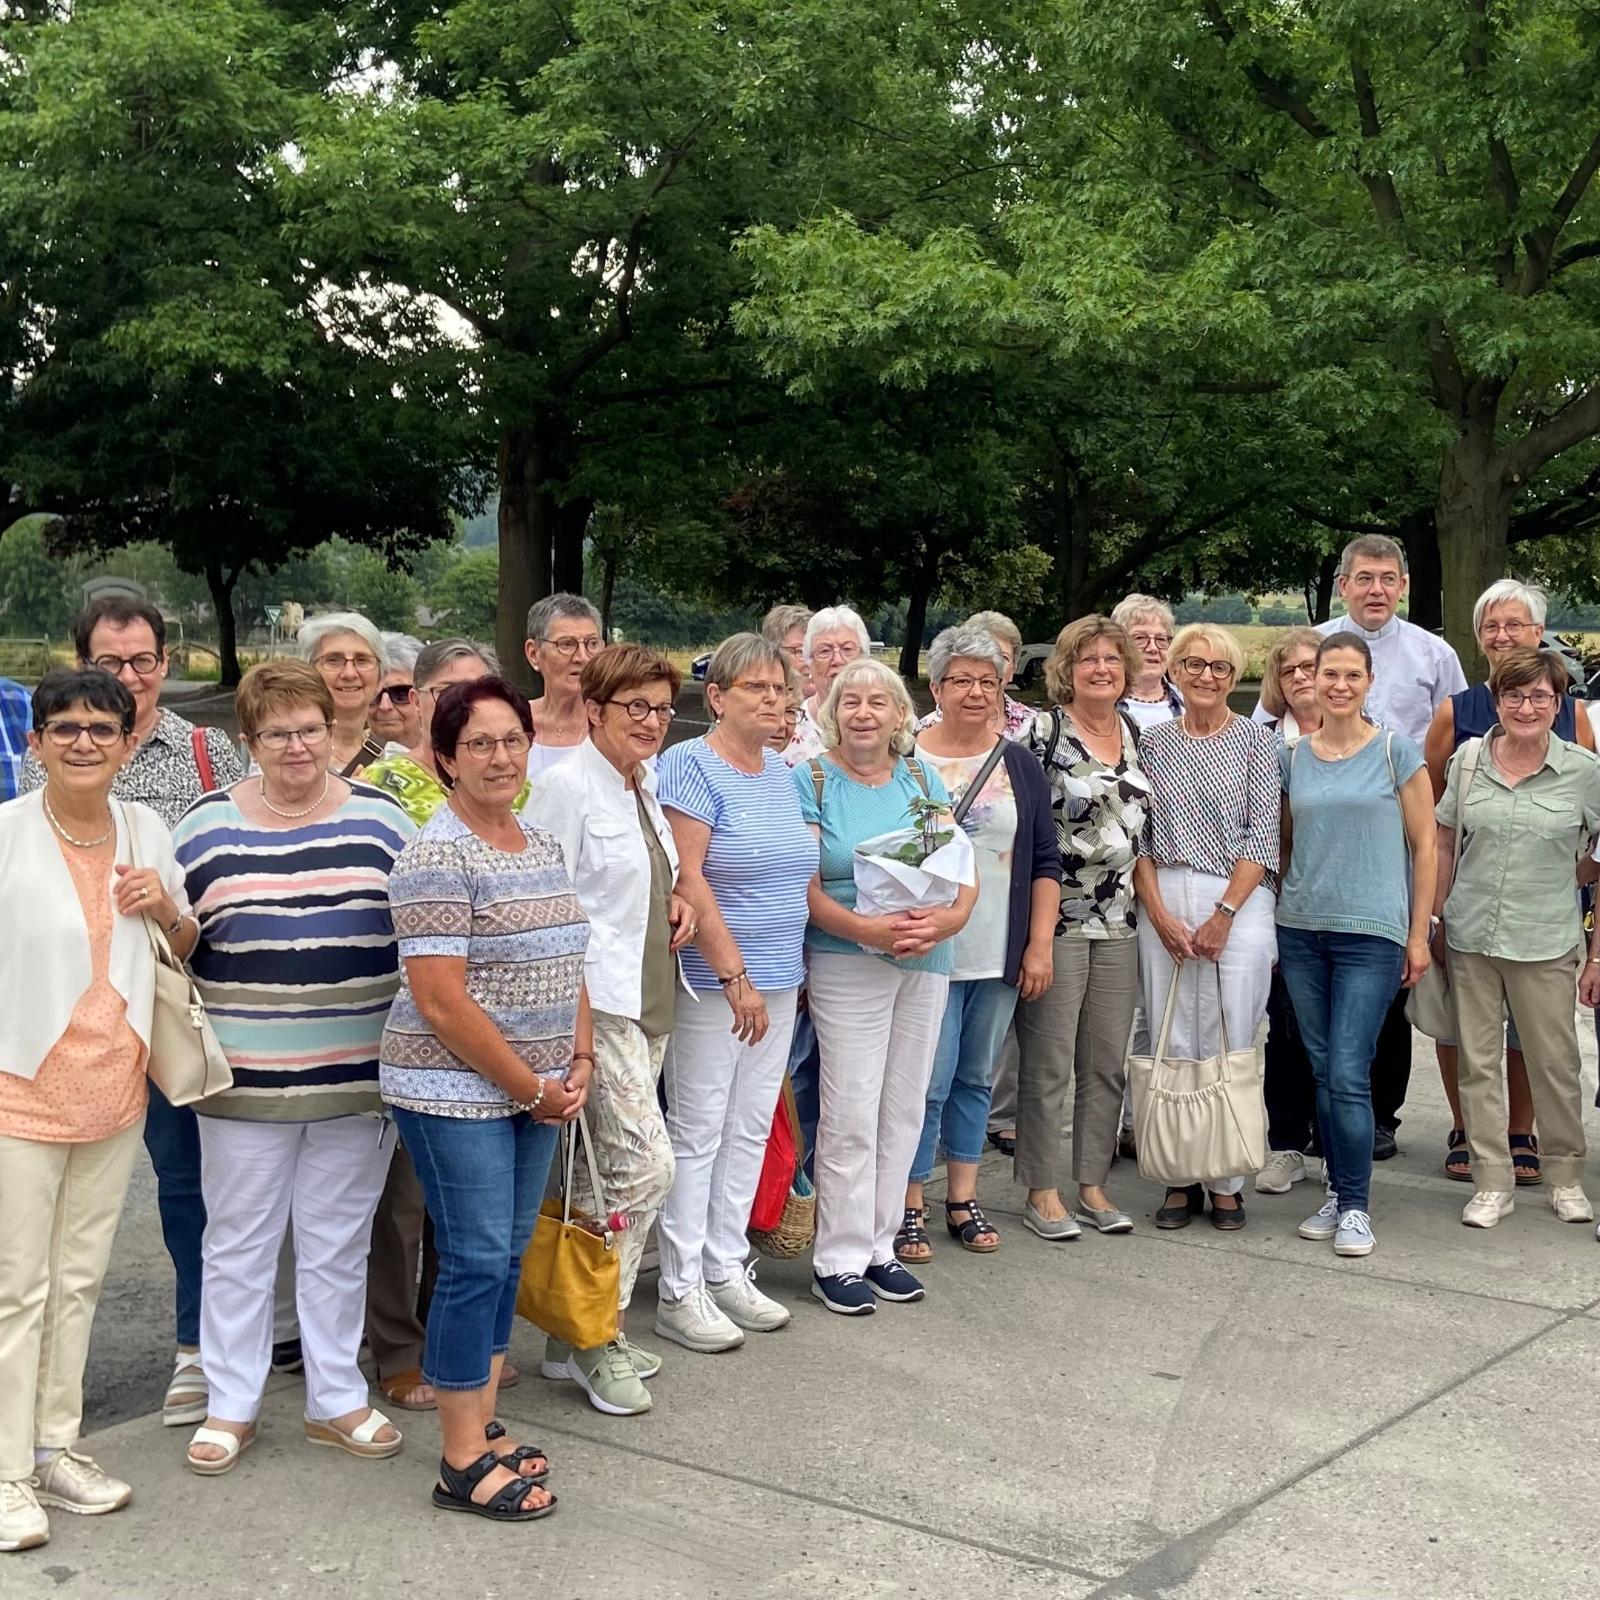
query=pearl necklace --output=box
[1182,711,1234,740]
[43,789,112,848]
[257,773,330,820]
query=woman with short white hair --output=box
[795,658,977,1313]
[298,612,390,777]
[916,610,1034,743]
[785,605,873,765]
[522,593,604,781]
[1111,595,1183,731]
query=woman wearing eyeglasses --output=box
[1435,648,1600,1231]
[300,612,389,776]
[0,670,196,1552]
[171,660,415,1477]
[1111,595,1184,732]
[522,593,603,782]
[1134,625,1281,1231]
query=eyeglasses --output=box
[781,642,806,661]
[606,698,677,724]
[91,652,162,676]
[253,722,332,751]
[539,636,603,660]
[731,680,786,699]
[1500,690,1557,710]
[315,652,379,673]
[1076,654,1125,670]
[1281,661,1317,680]
[1481,622,1532,640]
[1347,570,1402,590]
[1176,656,1237,682]
[941,675,1000,695]
[371,684,416,706]
[810,643,861,663]
[458,732,532,759]
[41,718,127,747]
[1129,633,1171,651]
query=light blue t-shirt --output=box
[794,755,955,974]
[1277,730,1424,947]
[656,738,817,992]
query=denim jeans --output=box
[391,1108,558,1391]
[909,977,1018,1183]
[143,1081,205,1347]
[1276,927,1405,1214]
[787,1006,820,1180]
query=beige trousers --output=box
[0,1115,144,1481]
[1449,943,1587,1193]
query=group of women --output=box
[4,564,1600,1552]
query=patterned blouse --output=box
[363,751,530,826]
[1026,708,1150,941]
[380,807,590,1119]
[915,694,1035,743]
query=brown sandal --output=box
[377,1368,437,1412]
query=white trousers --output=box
[198,1115,393,1423]
[808,954,950,1276]
[1136,866,1276,1197]
[657,986,799,1301]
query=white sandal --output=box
[304,1408,402,1460]
[186,1424,255,1476]
[163,1351,209,1428]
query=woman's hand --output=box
[1581,959,1600,1010]
[1017,938,1054,1002]
[723,977,769,1045]
[851,912,907,954]
[668,894,698,952]
[1191,911,1233,963]
[1402,937,1431,989]
[113,863,178,930]
[1429,920,1448,975]
[888,905,964,960]
[1155,911,1196,965]
[533,1067,590,1124]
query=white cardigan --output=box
[0,791,189,1080]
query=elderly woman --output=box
[1134,624,1281,1231]
[896,627,1057,1262]
[916,610,1034,742]
[1423,580,1594,1184]
[0,671,196,1551]
[1005,619,1152,1239]
[522,593,603,781]
[654,636,818,1352]
[380,676,592,1523]
[796,659,976,1313]
[170,660,415,1475]
[371,634,425,753]
[1435,649,1600,1231]
[525,644,691,1417]
[785,604,873,766]
[1278,635,1437,1258]
[1112,595,1183,731]
[299,611,389,776]
[762,603,813,700]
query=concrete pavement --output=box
[9,1029,1600,1600]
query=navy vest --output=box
[1451,681,1577,745]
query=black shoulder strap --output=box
[1043,706,1064,768]
[951,737,1007,825]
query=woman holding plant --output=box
[794,659,977,1315]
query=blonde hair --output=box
[1044,617,1138,706]
[1168,624,1244,680]
[815,658,917,756]
[1260,626,1323,717]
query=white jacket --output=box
[0,791,189,1080]
[523,739,681,1021]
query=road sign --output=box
[264,605,282,625]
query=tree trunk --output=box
[899,542,935,680]
[497,427,553,693]
[1049,440,1095,618]
[203,556,241,687]
[1303,551,1337,623]
[552,494,593,597]
[599,547,618,640]
[1400,509,1443,632]
[1436,428,1513,680]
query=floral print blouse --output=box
[1025,707,1150,941]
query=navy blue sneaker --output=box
[864,1261,925,1303]
[811,1271,876,1315]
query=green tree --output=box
[0,515,80,637]
[338,550,422,634]
[426,548,501,642]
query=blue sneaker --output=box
[811,1271,876,1316]
[864,1261,925,1302]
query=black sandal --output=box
[944,1198,1000,1253]
[1511,1132,1542,1186]
[986,1128,1016,1158]
[1445,1129,1471,1182]
[433,1450,557,1521]
[894,1207,933,1263]
[485,1419,549,1482]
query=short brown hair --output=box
[1260,626,1323,717]
[235,659,334,742]
[1044,617,1139,705]
[580,642,682,706]
[1489,647,1567,702]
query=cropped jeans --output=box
[909,977,1017,1183]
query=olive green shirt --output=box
[635,788,677,1039]
[1436,732,1600,962]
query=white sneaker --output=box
[31,1450,130,1517]
[1255,1150,1308,1194]
[1463,1190,1514,1229]
[707,1263,792,1332]
[654,1284,745,1353]
[1333,1210,1376,1257]
[1297,1192,1340,1241]
[0,1480,48,1552]
[1550,1185,1594,1223]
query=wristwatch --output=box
[1214,900,1237,919]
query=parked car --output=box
[1014,641,1051,687]
[691,651,711,681]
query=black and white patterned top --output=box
[1137,714,1281,881]
[1026,708,1151,941]
[20,706,244,830]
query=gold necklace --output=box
[42,789,112,848]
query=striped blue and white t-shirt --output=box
[655,737,817,992]
[171,784,416,1122]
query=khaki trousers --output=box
[1449,943,1587,1193]
[0,1116,144,1481]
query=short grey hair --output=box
[803,604,871,663]
[963,610,1021,659]
[1339,534,1407,577]
[298,611,388,673]
[414,637,500,688]
[816,658,917,756]
[380,632,424,676]
[1472,579,1547,637]
[525,591,602,643]
[762,603,812,644]
[929,625,1005,685]
[706,631,785,693]
[1111,594,1175,635]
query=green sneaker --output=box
[539,1336,574,1381]
[617,1331,662,1382]
[569,1341,652,1416]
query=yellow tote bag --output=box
[516,1110,619,1350]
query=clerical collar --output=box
[1342,614,1401,642]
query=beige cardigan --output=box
[0,791,189,1080]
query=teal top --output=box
[1277,730,1423,947]
[794,755,955,974]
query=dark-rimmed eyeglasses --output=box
[1176,656,1237,682]
[539,636,603,660]
[91,652,161,676]
[40,719,128,747]
[254,723,332,751]
[606,699,677,724]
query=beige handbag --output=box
[1128,964,1267,1185]
[122,805,233,1107]
[1406,738,1481,1041]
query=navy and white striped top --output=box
[171,784,416,1121]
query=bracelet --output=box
[571,1051,595,1065]
[166,911,188,937]
[1588,957,1600,966]
[718,970,748,989]
[528,1078,547,1112]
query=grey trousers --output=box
[987,1028,1019,1133]
[1014,934,1140,1191]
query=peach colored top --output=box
[0,835,146,1142]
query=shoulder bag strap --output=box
[808,757,825,810]
[1454,737,1483,861]
[951,737,1008,826]
[190,727,216,792]
[120,802,173,971]
[1042,706,1064,769]
[903,756,930,799]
